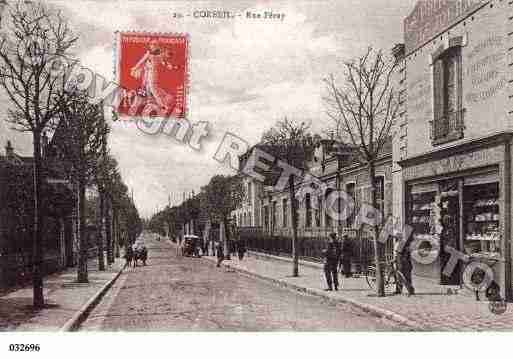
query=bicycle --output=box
[365,260,408,293]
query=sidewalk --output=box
[202,249,513,331]
[0,257,124,331]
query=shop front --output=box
[399,133,513,299]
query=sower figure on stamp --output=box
[323,233,342,291]
[130,38,179,115]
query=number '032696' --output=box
[8,344,40,352]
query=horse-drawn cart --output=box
[182,235,201,257]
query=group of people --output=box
[322,232,415,295]
[124,242,148,267]
[323,233,354,291]
[175,226,246,267]
[215,236,246,267]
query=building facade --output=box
[0,139,76,289]
[235,140,393,240]
[232,176,263,229]
[393,0,513,298]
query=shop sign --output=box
[404,0,487,53]
[403,146,502,180]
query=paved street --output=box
[80,234,406,331]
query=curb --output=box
[60,264,126,332]
[201,255,426,331]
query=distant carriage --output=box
[125,241,148,267]
[181,235,201,257]
[133,246,148,266]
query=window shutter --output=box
[433,59,444,138]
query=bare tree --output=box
[107,168,127,258]
[57,90,109,283]
[97,153,120,265]
[324,47,399,297]
[0,1,77,307]
[260,118,316,277]
[202,175,245,258]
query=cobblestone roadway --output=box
[80,235,407,331]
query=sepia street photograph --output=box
[0,0,512,355]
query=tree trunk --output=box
[290,174,299,277]
[106,197,113,264]
[97,188,105,271]
[113,209,120,258]
[77,179,88,283]
[369,162,385,297]
[222,217,230,260]
[32,131,45,308]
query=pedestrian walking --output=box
[237,237,246,260]
[176,238,182,257]
[341,234,353,278]
[193,236,201,258]
[216,241,224,267]
[124,245,133,267]
[231,238,237,257]
[323,233,341,291]
[202,238,209,256]
[395,234,415,296]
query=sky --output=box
[0,0,416,218]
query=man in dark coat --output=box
[237,237,246,260]
[216,241,224,267]
[323,233,342,291]
[341,235,353,278]
[395,234,415,296]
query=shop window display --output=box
[463,182,500,257]
[408,191,437,236]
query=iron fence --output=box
[241,227,394,273]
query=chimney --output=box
[5,140,14,158]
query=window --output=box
[346,183,356,227]
[305,193,312,228]
[272,201,277,233]
[282,199,288,228]
[247,182,252,204]
[325,189,333,227]
[463,182,500,255]
[432,44,464,145]
[315,195,322,227]
[263,206,269,232]
[375,177,385,219]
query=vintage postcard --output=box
[0,0,511,357]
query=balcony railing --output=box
[430,109,465,146]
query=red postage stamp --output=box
[116,32,188,119]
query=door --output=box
[439,181,462,285]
